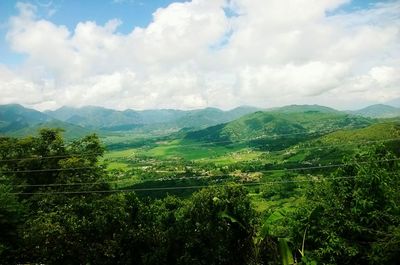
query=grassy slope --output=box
[278,122,400,165]
[188,110,371,140]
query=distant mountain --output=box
[169,106,261,129]
[45,106,143,128]
[186,106,372,145]
[129,109,186,125]
[269,104,340,114]
[46,105,261,131]
[0,104,91,139]
[0,104,53,133]
[350,104,400,118]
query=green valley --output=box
[1,104,400,265]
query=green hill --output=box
[0,104,94,139]
[280,121,400,165]
[186,107,373,145]
[0,104,53,133]
[319,122,400,144]
[11,120,94,140]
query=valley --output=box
[1,103,400,264]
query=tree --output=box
[290,146,400,264]
[0,184,25,263]
[20,193,132,265]
[175,185,256,265]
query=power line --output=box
[141,125,377,148]
[0,166,97,174]
[137,121,399,148]
[5,157,400,188]
[1,136,398,164]
[188,137,400,158]
[0,152,103,163]
[13,178,138,188]
[2,121,396,163]
[10,175,360,195]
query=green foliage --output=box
[20,194,130,264]
[262,174,298,199]
[290,146,400,265]
[0,129,260,264]
[1,122,400,265]
[173,185,256,265]
[278,238,294,265]
[0,184,25,263]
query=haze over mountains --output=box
[44,105,261,130]
[1,103,400,139]
[386,97,400,108]
[349,104,400,118]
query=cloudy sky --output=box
[0,0,399,111]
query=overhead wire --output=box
[9,175,384,195]
[0,121,396,163]
[0,166,97,174]
[4,157,400,188]
[0,136,399,163]
[0,152,104,163]
[108,124,389,148]
[8,172,395,196]
[1,122,399,191]
[121,121,400,149]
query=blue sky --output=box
[1,0,186,65]
[0,0,387,65]
[0,0,399,110]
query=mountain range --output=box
[1,103,399,139]
[0,104,260,138]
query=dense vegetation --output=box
[1,105,400,264]
[0,124,399,264]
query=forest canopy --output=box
[0,129,399,264]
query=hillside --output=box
[319,122,400,144]
[0,104,53,133]
[0,104,92,139]
[279,122,400,165]
[350,104,400,118]
[186,107,373,145]
[11,120,93,140]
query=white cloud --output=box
[1,0,400,110]
[0,64,55,107]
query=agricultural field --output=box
[101,118,400,207]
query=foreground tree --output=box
[0,184,25,263]
[175,185,256,265]
[291,146,400,264]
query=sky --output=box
[0,0,399,111]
